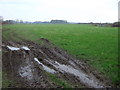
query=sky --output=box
[0,0,119,23]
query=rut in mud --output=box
[2,38,113,88]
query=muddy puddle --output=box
[19,64,33,80]
[7,46,20,51]
[21,46,30,51]
[2,39,113,88]
[43,59,105,88]
[55,62,104,88]
[7,45,30,51]
[34,58,56,74]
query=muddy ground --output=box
[2,38,114,88]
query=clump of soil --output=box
[2,38,114,88]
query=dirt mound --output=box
[2,39,114,88]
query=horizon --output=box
[2,18,117,23]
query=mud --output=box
[2,39,114,88]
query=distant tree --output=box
[50,20,68,24]
[20,20,23,23]
[112,22,120,27]
[2,20,16,24]
[15,19,20,23]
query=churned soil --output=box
[2,38,114,88]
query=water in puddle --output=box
[22,46,30,51]
[34,58,56,74]
[7,45,30,51]
[19,65,33,80]
[52,61,104,88]
[7,46,20,51]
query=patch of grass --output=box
[46,72,72,88]
[0,72,2,88]
[2,24,118,85]
[2,72,13,88]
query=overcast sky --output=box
[0,0,119,23]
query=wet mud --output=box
[2,38,114,88]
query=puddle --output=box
[34,58,56,74]
[22,46,30,51]
[51,61,104,88]
[7,45,30,51]
[7,46,20,51]
[19,65,33,80]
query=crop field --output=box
[2,24,118,85]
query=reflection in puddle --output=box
[7,45,30,51]
[52,61,104,88]
[22,46,30,51]
[19,65,33,80]
[7,46,20,51]
[34,58,56,74]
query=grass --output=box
[2,72,9,88]
[2,24,118,85]
[2,72,14,88]
[0,72,2,88]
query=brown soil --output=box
[2,38,114,88]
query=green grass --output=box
[2,24,118,85]
[2,72,9,88]
[0,72,2,88]
[2,72,14,88]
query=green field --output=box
[2,24,118,85]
